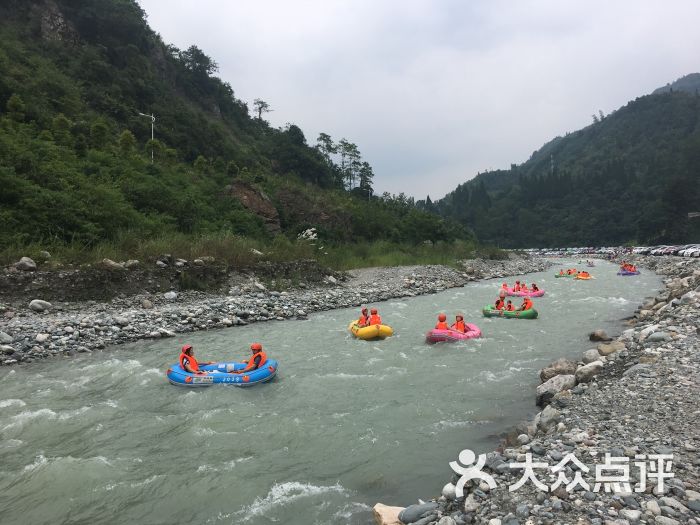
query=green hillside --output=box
[432,88,700,247]
[0,0,471,264]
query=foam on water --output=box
[3,408,57,431]
[0,399,26,408]
[240,481,348,520]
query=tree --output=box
[118,130,136,154]
[6,94,25,122]
[358,161,374,198]
[51,114,73,147]
[179,45,219,76]
[285,124,306,146]
[253,99,272,120]
[316,132,337,164]
[338,139,360,188]
[90,120,110,148]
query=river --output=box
[0,260,661,524]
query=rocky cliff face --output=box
[226,181,281,234]
[37,0,79,44]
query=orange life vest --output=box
[246,350,268,370]
[368,314,381,325]
[358,315,369,326]
[435,321,449,330]
[452,320,466,333]
[506,304,514,311]
[179,352,199,372]
[522,299,533,310]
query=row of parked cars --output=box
[633,244,700,257]
[522,245,700,258]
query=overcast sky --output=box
[137,0,700,199]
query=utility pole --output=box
[138,112,156,163]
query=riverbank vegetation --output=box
[0,231,495,272]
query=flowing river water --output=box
[0,260,662,524]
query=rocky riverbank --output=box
[0,256,552,366]
[377,255,700,525]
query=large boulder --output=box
[536,374,576,407]
[575,361,604,383]
[536,405,561,432]
[589,329,612,342]
[29,299,52,312]
[647,332,670,343]
[15,256,37,271]
[100,258,125,271]
[597,340,625,356]
[582,348,602,364]
[398,502,439,524]
[0,331,13,344]
[372,503,404,525]
[539,358,577,382]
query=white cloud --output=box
[138,0,700,198]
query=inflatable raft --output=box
[575,274,592,280]
[166,360,279,387]
[482,305,538,319]
[425,324,481,343]
[504,287,545,297]
[617,270,640,276]
[554,273,575,278]
[348,322,394,340]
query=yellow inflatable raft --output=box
[348,322,394,340]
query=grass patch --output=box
[0,234,503,271]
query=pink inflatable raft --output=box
[504,287,545,298]
[425,324,482,343]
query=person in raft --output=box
[514,280,521,291]
[518,296,534,311]
[451,314,467,333]
[179,344,214,375]
[494,298,505,310]
[230,342,267,374]
[435,313,449,330]
[506,300,515,311]
[357,307,370,327]
[367,308,382,325]
[531,283,540,292]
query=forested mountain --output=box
[653,73,700,95]
[431,85,700,247]
[0,0,468,251]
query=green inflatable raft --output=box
[482,305,538,319]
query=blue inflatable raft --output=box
[617,270,641,276]
[166,359,279,387]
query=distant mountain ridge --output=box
[430,78,700,247]
[653,73,700,95]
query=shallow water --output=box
[0,260,661,524]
